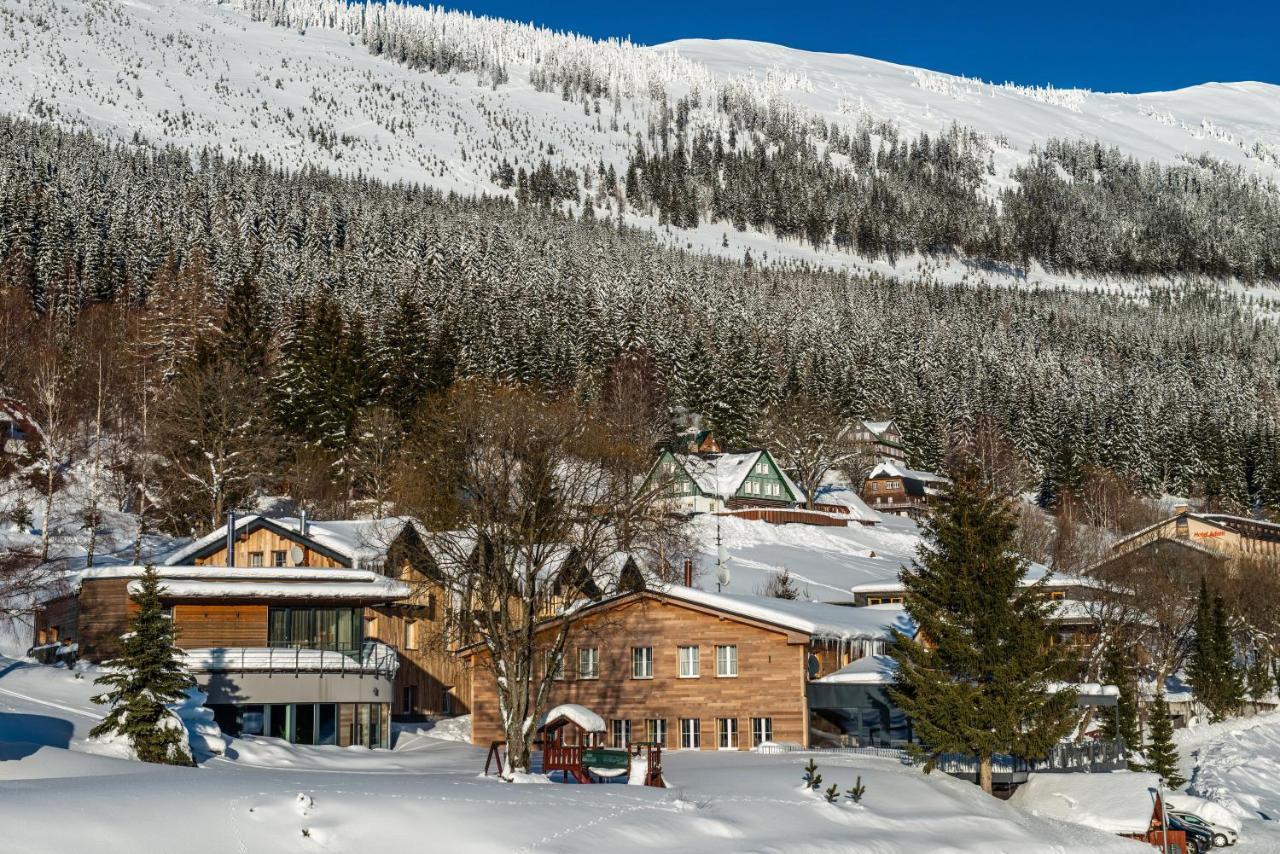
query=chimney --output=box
[683,558,693,587]
[300,509,309,537]
[225,510,237,567]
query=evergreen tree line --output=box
[626,105,1280,278]
[2,116,1280,527]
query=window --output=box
[546,650,565,680]
[402,685,416,713]
[404,620,419,650]
[268,607,363,654]
[611,719,631,748]
[678,645,700,678]
[632,646,653,679]
[715,645,738,677]
[751,717,773,746]
[248,551,264,567]
[578,647,599,679]
[680,718,701,749]
[871,482,880,492]
[646,718,667,746]
[717,717,738,749]
[755,460,768,475]
[1048,590,1067,601]
[767,482,781,497]
[272,550,287,567]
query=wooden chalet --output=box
[855,419,907,465]
[464,585,913,750]
[861,460,949,519]
[642,448,806,515]
[31,513,476,747]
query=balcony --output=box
[184,639,399,680]
[183,641,399,707]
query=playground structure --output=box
[483,704,665,787]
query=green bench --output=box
[582,748,630,770]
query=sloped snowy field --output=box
[1178,712,1280,850]
[0,656,1142,853]
[3,0,1279,292]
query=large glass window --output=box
[717,718,738,749]
[716,645,738,677]
[751,717,772,746]
[268,607,363,654]
[646,719,667,746]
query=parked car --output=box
[1166,814,1215,854]
[1168,810,1239,848]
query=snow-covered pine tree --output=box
[888,467,1078,795]
[1143,690,1185,789]
[91,565,196,765]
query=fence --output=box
[756,739,1129,780]
[183,639,400,680]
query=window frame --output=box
[679,717,701,750]
[715,644,738,678]
[751,716,773,746]
[717,717,738,750]
[578,646,599,680]
[631,646,654,679]
[646,718,667,747]
[677,645,700,678]
[611,718,631,748]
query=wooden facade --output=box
[467,591,831,750]
[188,519,346,569]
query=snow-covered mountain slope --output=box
[661,39,1280,182]
[3,0,1278,284]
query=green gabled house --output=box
[642,448,806,514]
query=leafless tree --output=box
[350,406,404,519]
[151,357,275,534]
[944,414,1032,498]
[395,381,686,776]
[757,395,861,509]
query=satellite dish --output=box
[716,565,731,588]
[289,545,305,566]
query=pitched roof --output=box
[866,460,949,485]
[63,565,410,602]
[672,450,807,502]
[1110,510,1280,553]
[159,515,415,569]
[861,420,895,437]
[649,585,914,641]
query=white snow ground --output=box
[1178,711,1280,850]
[0,654,1142,853]
[3,0,1278,295]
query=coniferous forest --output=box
[1,116,1279,535]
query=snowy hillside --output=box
[3,0,1278,285]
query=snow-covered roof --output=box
[1010,771,1163,835]
[160,515,414,569]
[813,654,898,685]
[655,584,915,641]
[1111,510,1280,553]
[861,420,895,436]
[130,578,409,600]
[672,450,806,503]
[866,460,949,484]
[811,473,881,522]
[540,703,606,733]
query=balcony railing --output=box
[183,639,400,680]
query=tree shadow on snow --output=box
[0,713,75,759]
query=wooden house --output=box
[855,419,908,465]
[642,448,806,515]
[33,563,408,748]
[861,461,950,519]
[464,585,913,750]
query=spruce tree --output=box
[1210,592,1244,719]
[1144,690,1185,789]
[91,565,196,765]
[888,468,1078,794]
[1099,637,1141,761]
[1187,577,1218,714]
[1246,647,1273,702]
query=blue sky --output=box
[432,1,1280,92]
